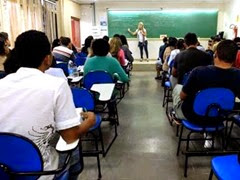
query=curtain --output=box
[0,0,57,47]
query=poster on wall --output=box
[91,26,101,39]
[100,16,108,36]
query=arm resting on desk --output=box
[59,112,95,144]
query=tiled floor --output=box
[79,72,214,180]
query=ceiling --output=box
[72,0,226,3]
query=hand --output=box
[81,112,96,126]
[128,28,131,32]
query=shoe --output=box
[147,59,149,62]
[140,59,143,62]
[155,76,162,80]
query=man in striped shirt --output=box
[52,37,75,62]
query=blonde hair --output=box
[109,37,122,56]
[138,22,144,30]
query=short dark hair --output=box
[163,37,168,43]
[4,30,50,73]
[216,40,238,63]
[184,33,198,46]
[119,35,128,46]
[0,37,5,55]
[92,39,110,56]
[103,35,109,42]
[60,37,71,46]
[52,38,60,50]
[177,39,185,50]
[0,32,8,41]
[168,37,177,47]
[113,34,120,38]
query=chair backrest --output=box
[0,132,43,180]
[75,52,87,66]
[182,71,191,85]
[83,71,114,90]
[71,88,95,111]
[193,88,235,118]
[55,62,69,76]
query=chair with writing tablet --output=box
[176,88,235,177]
[83,70,119,125]
[0,132,79,180]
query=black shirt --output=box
[174,47,213,84]
[182,65,240,124]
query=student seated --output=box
[172,32,213,85]
[155,37,168,80]
[162,37,177,72]
[84,38,129,83]
[52,36,75,63]
[172,40,240,125]
[0,30,96,179]
[119,35,134,63]
[0,37,10,72]
[110,37,127,66]
[81,35,94,56]
[233,37,240,68]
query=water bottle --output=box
[68,61,78,77]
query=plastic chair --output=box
[176,88,235,177]
[0,132,74,180]
[83,70,114,90]
[55,62,69,76]
[83,70,119,124]
[209,154,240,180]
[75,52,87,66]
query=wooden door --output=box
[71,17,81,49]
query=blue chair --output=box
[83,70,114,90]
[0,132,75,180]
[55,62,69,76]
[83,70,119,124]
[209,154,240,180]
[75,52,87,66]
[176,88,235,177]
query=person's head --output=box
[84,36,94,48]
[168,37,177,47]
[4,30,51,74]
[163,37,168,44]
[0,37,10,56]
[103,35,109,42]
[109,37,122,55]
[213,36,221,44]
[177,39,185,50]
[233,37,240,49]
[138,22,144,30]
[52,38,60,50]
[113,34,120,38]
[215,40,238,65]
[119,35,128,46]
[91,39,110,56]
[60,37,72,49]
[0,32,11,47]
[184,33,198,47]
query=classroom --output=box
[0,0,240,179]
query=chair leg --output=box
[98,128,105,157]
[208,169,214,180]
[94,136,102,179]
[162,87,166,107]
[225,121,234,149]
[184,154,189,177]
[186,132,192,152]
[177,125,184,156]
[176,125,179,137]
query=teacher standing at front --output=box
[128,22,149,62]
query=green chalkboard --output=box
[107,10,218,38]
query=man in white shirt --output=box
[0,30,95,179]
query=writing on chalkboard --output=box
[107,10,218,38]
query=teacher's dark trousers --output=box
[138,40,149,59]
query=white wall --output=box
[223,0,240,39]
[79,1,224,59]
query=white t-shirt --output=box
[45,67,67,81]
[0,68,81,179]
[136,28,147,43]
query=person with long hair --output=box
[128,22,149,61]
[0,37,10,72]
[109,37,126,66]
[119,35,134,63]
